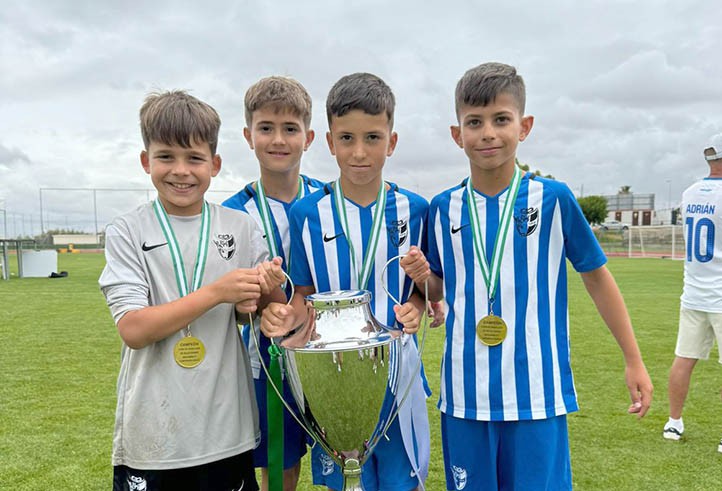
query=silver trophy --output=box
[251,259,428,491]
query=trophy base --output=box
[342,458,364,491]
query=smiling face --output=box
[141,139,220,216]
[244,107,314,176]
[451,92,533,177]
[326,109,397,192]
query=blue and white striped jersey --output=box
[289,181,432,481]
[681,177,722,312]
[290,182,427,329]
[222,174,325,378]
[427,174,606,422]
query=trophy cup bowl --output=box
[281,289,403,491]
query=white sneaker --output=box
[662,423,683,441]
[718,438,722,453]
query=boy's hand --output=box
[214,268,262,305]
[428,301,445,328]
[399,246,431,284]
[260,302,295,338]
[394,302,421,334]
[257,257,285,295]
[625,362,653,418]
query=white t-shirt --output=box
[681,177,722,312]
[99,201,267,469]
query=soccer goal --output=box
[596,225,684,259]
[626,225,684,259]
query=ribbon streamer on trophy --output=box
[247,255,430,491]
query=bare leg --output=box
[668,356,698,419]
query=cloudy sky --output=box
[1,0,720,237]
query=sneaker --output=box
[718,438,722,453]
[663,424,683,441]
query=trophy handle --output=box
[246,272,344,467]
[246,270,317,440]
[378,254,431,441]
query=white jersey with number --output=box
[99,201,267,469]
[681,177,722,312]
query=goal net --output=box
[596,225,684,259]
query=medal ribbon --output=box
[333,179,387,289]
[153,199,211,330]
[254,176,303,261]
[465,166,522,311]
[254,179,302,491]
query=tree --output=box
[517,161,554,180]
[618,185,632,194]
[577,195,608,225]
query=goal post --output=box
[630,225,684,259]
[596,225,684,259]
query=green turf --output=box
[1,254,720,489]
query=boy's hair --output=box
[244,76,312,129]
[140,90,221,154]
[455,62,526,117]
[326,73,395,128]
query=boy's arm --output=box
[118,268,262,349]
[580,265,653,417]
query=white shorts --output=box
[675,307,722,363]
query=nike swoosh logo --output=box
[323,232,344,242]
[451,224,469,234]
[141,241,168,251]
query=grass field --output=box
[1,254,720,490]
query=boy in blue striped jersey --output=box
[223,76,325,491]
[423,62,654,490]
[261,72,431,491]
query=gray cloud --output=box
[1,0,720,235]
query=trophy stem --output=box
[341,458,364,491]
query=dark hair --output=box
[326,73,395,127]
[140,90,221,154]
[455,62,526,117]
[244,76,312,128]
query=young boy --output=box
[99,90,286,491]
[222,76,324,490]
[424,62,654,489]
[260,73,430,491]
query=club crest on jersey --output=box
[213,234,236,260]
[388,219,409,247]
[320,453,335,476]
[514,207,539,237]
[127,475,147,491]
[451,465,467,490]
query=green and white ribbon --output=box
[465,166,522,311]
[334,179,386,289]
[153,199,210,302]
[255,177,303,260]
[254,179,304,491]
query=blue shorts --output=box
[252,375,308,469]
[441,413,571,491]
[311,417,419,491]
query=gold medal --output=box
[476,315,507,346]
[173,335,206,368]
